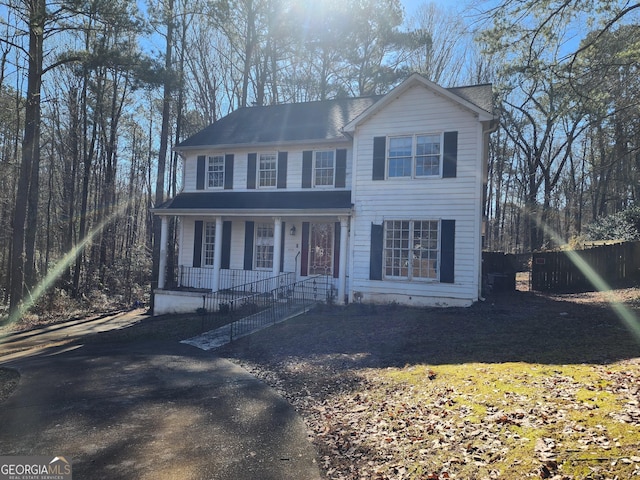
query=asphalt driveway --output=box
[0,318,321,480]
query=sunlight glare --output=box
[539,220,640,344]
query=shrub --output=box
[585,206,640,241]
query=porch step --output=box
[181,303,312,351]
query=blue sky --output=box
[401,0,464,17]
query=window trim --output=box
[313,150,335,188]
[207,155,225,189]
[258,152,278,189]
[383,219,440,281]
[387,133,443,179]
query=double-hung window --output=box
[259,153,277,187]
[388,134,441,178]
[207,155,225,188]
[384,220,439,280]
[314,150,335,187]
[255,223,274,269]
[203,221,216,266]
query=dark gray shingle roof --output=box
[177,82,494,149]
[157,191,352,211]
[177,97,381,148]
[448,84,494,114]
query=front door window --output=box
[309,222,333,275]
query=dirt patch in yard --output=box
[217,288,640,479]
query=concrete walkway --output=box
[0,315,322,480]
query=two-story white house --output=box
[152,74,496,315]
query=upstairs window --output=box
[207,155,225,188]
[388,134,441,178]
[415,135,441,176]
[314,150,335,187]
[259,153,277,187]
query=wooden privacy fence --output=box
[531,241,640,293]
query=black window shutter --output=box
[196,156,206,190]
[280,222,286,272]
[224,154,234,190]
[369,223,384,280]
[221,221,232,269]
[443,131,458,178]
[335,149,347,188]
[243,221,254,270]
[302,151,312,188]
[333,222,340,278]
[193,220,203,267]
[247,153,257,189]
[300,222,309,275]
[277,151,287,188]
[440,219,455,283]
[372,137,386,180]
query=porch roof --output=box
[153,190,352,215]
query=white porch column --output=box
[212,216,223,291]
[338,216,348,304]
[272,217,282,277]
[158,216,169,289]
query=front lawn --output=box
[218,289,640,479]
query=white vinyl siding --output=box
[350,84,484,305]
[183,145,350,192]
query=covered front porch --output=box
[154,209,351,315]
[153,191,352,316]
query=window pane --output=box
[203,222,216,266]
[388,137,412,177]
[259,153,277,187]
[384,220,410,277]
[314,151,334,186]
[412,220,439,279]
[255,223,274,269]
[384,220,439,280]
[416,135,440,177]
[208,155,225,188]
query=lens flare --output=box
[538,220,640,344]
[4,200,133,329]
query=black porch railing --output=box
[183,274,334,344]
[228,275,335,341]
[171,266,283,292]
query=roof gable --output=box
[342,74,495,133]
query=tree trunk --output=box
[151,0,174,308]
[10,0,45,312]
